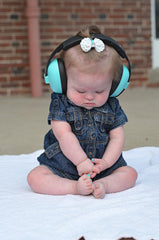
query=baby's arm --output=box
[51,120,94,176]
[93,126,125,173]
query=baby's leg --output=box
[27,165,93,196]
[92,166,137,199]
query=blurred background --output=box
[0,0,159,154]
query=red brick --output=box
[0,0,155,96]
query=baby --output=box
[27,25,137,199]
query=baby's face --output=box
[66,62,112,110]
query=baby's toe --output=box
[92,182,105,199]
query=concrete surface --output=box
[0,88,159,155]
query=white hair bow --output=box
[80,37,105,53]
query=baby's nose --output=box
[85,92,94,101]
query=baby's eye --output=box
[96,90,104,94]
[77,90,85,93]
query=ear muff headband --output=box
[44,33,131,96]
[45,35,83,77]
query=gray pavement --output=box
[0,88,159,155]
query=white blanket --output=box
[0,147,159,240]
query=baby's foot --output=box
[92,182,106,199]
[77,174,93,196]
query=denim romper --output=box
[37,93,128,181]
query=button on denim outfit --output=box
[38,93,128,181]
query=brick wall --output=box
[0,0,152,96]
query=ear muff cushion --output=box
[110,65,130,97]
[44,59,67,93]
[57,59,67,94]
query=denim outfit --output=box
[38,93,128,181]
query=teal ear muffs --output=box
[44,33,131,97]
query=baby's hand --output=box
[77,158,94,176]
[92,158,107,175]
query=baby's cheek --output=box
[97,95,108,106]
[71,93,83,106]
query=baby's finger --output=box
[90,172,96,178]
[93,165,101,174]
[92,158,101,164]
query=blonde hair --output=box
[61,25,123,83]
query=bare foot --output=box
[92,182,106,199]
[76,174,93,195]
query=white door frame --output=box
[151,0,159,68]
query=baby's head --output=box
[44,25,130,105]
[61,25,123,109]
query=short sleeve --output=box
[108,98,128,131]
[48,93,67,124]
